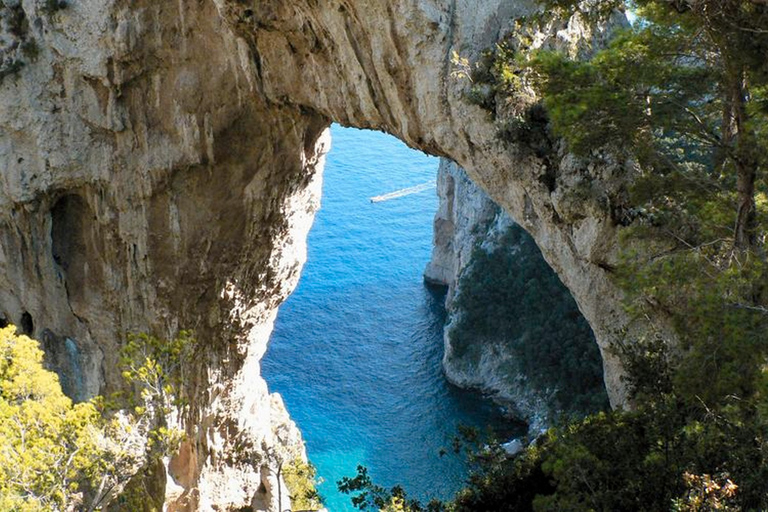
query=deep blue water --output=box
[262,125,515,511]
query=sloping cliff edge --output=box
[1,0,640,508]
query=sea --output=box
[262,125,517,511]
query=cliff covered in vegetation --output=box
[426,160,607,430]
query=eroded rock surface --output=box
[1,1,328,508]
[424,159,499,294]
[1,0,639,508]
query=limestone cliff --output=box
[424,159,500,297]
[1,1,328,508]
[426,160,608,431]
[0,0,645,508]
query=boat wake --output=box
[370,181,435,203]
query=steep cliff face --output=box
[424,159,500,296]
[426,160,608,430]
[0,1,328,508]
[0,0,640,508]
[426,160,546,426]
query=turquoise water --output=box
[262,125,516,511]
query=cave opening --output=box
[20,311,33,335]
[262,124,520,510]
[51,193,87,273]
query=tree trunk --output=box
[734,159,757,249]
[729,71,757,250]
[277,461,284,512]
[715,93,734,173]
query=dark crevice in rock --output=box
[41,328,85,401]
[51,193,87,273]
[20,311,33,335]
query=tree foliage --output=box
[338,465,445,512]
[0,326,190,510]
[528,0,768,249]
[119,331,192,414]
[530,0,768,419]
[0,326,104,511]
[282,457,324,511]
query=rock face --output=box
[424,159,500,296]
[1,1,327,508]
[426,160,607,431]
[0,0,641,508]
[426,159,544,426]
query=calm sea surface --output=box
[262,125,515,511]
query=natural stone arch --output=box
[220,0,632,406]
[0,0,641,509]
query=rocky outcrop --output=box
[1,1,328,508]
[0,0,644,508]
[426,160,542,425]
[427,160,607,430]
[424,159,500,296]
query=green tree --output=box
[0,326,189,510]
[0,325,105,510]
[528,0,768,251]
[338,466,445,512]
[517,0,768,411]
[91,331,191,510]
[282,458,324,511]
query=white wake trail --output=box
[370,181,435,203]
